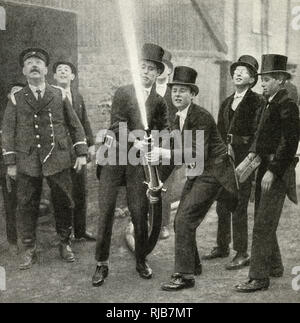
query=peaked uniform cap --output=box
[19,48,50,67]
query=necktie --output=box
[176,112,184,131]
[36,89,42,102]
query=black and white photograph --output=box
[0,0,300,306]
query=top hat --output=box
[141,43,165,74]
[19,48,50,67]
[168,66,199,95]
[162,49,174,72]
[53,61,77,76]
[230,55,259,87]
[258,54,290,78]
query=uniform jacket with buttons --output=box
[2,83,88,177]
[217,89,265,165]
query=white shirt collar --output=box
[176,103,191,119]
[156,81,168,97]
[234,88,248,99]
[29,82,46,94]
[143,85,153,101]
[268,91,279,103]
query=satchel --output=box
[236,155,262,183]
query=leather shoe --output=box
[74,231,96,242]
[202,246,230,260]
[225,253,250,270]
[92,265,109,287]
[59,243,75,262]
[159,226,170,240]
[19,247,37,270]
[161,274,195,291]
[270,267,284,278]
[136,261,153,279]
[194,263,202,276]
[235,279,270,293]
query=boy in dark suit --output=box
[53,61,96,241]
[92,43,169,287]
[235,54,299,292]
[146,66,238,291]
[203,55,265,270]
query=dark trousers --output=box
[17,170,73,248]
[216,178,251,253]
[1,176,18,244]
[95,165,149,262]
[249,165,286,279]
[161,168,175,227]
[71,167,87,238]
[174,173,221,274]
[161,166,186,227]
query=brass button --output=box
[36,135,40,139]
[37,144,41,148]
[35,125,39,129]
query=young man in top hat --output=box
[235,54,299,292]
[203,55,265,270]
[124,49,177,244]
[2,48,88,270]
[92,43,169,287]
[146,66,238,291]
[53,60,96,242]
[0,83,25,255]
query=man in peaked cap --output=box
[53,60,96,242]
[2,48,88,270]
[145,66,238,291]
[203,55,265,271]
[92,43,169,287]
[235,54,299,292]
